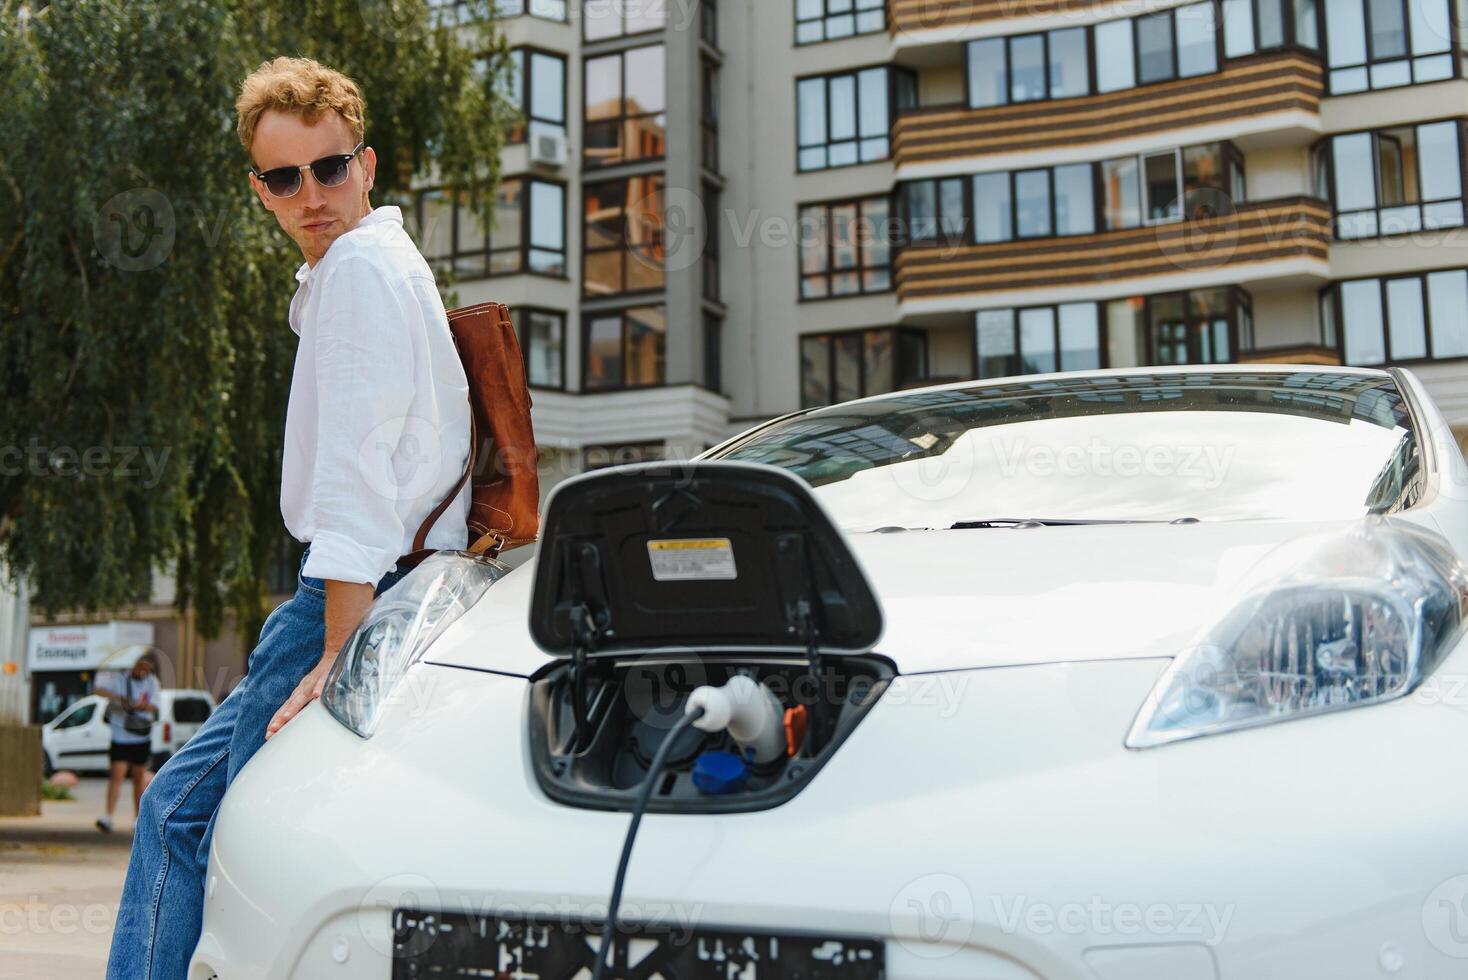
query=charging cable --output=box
[591,705,705,980]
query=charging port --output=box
[527,654,894,814]
[524,460,891,814]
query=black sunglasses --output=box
[250,141,365,198]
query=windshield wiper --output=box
[950,517,1199,529]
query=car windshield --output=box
[713,370,1420,529]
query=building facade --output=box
[440,0,1468,468]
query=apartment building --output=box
[434,0,1468,481]
[419,0,730,499]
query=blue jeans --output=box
[105,545,410,980]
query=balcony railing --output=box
[1238,344,1343,365]
[892,51,1323,168]
[891,0,1094,35]
[895,196,1331,302]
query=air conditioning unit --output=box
[529,130,569,169]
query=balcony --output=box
[890,0,1094,36]
[892,52,1323,170]
[895,196,1332,305]
[1238,344,1343,365]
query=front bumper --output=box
[192,652,1468,980]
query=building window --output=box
[796,66,916,171]
[491,0,569,19]
[703,181,722,302]
[1101,142,1245,230]
[1314,120,1466,238]
[584,174,664,296]
[895,178,968,246]
[504,48,567,146]
[975,304,1103,378]
[704,312,723,391]
[965,0,1329,107]
[966,26,1092,107]
[525,181,567,275]
[1222,0,1320,56]
[799,328,928,408]
[1146,288,1250,364]
[971,162,1098,242]
[799,196,892,300]
[584,0,665,41]
[584,45,666,168]
[1325,270,1468,363]
[795,0,885,44]
[701,0,718,46]
[438,0,570,21]
[702,58,720,173]
[585,305,666,389]
[1322,0,1454,93]
[969,2,1217,102]
[511,308,566,388]
[415,178,565,279]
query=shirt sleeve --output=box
[301,256,417,585]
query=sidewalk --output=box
[0,776,137,979]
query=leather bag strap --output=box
[411,404,477,553]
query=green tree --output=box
[0,0,515,645]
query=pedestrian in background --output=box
[93,651,160,833]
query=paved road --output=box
[0,776,137,979]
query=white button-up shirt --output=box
[282,205,471,585]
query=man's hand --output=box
[266,658,335,739]
[266,577,376,740]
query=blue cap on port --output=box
[692,751,749,795]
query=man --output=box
[106,56,472,980]
[93,651,160,834]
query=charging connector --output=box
[684,675,786,765]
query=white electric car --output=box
[193,365,1468,980]
[43,688,217,774]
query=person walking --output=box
[93,651,161,834]
[105,56,472,979]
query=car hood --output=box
[424,518,1363,676]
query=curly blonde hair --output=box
[235,56,366,163]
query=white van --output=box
[41,689,217,774]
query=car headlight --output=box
[321,551,507,737]
[1128,518,1468,748]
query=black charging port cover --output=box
[527,460,884,659]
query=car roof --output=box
[703,364,1401,459]
[840,362,1394,410]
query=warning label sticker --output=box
[646,537,738,581]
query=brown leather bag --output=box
[397,302,540,570]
